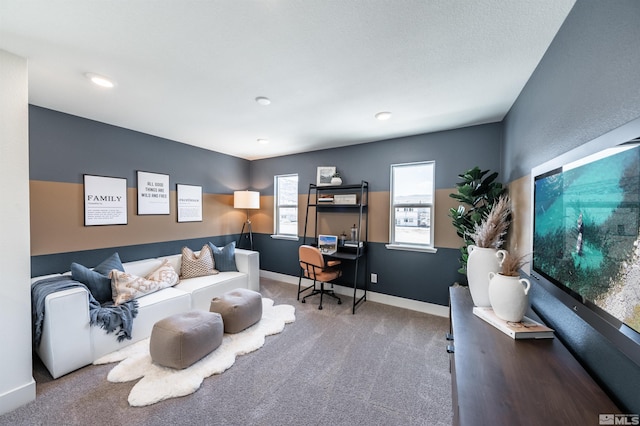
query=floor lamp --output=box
[234,190,260,250]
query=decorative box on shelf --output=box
[333,194,357,204]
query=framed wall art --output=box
[83,174,128,226]
[137,171,170,215]
[177,184,202,222]
[316,166,336,186]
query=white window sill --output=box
[385,244,438,254]
[270,234,299,241]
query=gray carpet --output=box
[1,278,452,426]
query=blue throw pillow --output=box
[71,252,124,304]
[208,242,238,272]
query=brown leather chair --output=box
[298,245,342,310]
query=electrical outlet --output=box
[371,273,378,284]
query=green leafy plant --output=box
[449,166,506,275]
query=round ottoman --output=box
[210,288,262,334]
[150,310,223,369]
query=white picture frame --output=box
[137,171,170,215]
[316,166,336,186]
[83,174,128,226]
[177,184,202,222]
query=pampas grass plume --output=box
[470,194,511,249]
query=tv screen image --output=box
[533,143,640,335]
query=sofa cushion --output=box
[110,260,179,305]
[123,258,164,277]
[157,254,182,274]
[181,245,218,278]
[71,252,124,304]
[208,241,239,272]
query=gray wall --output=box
[29,106,250,274]
[30,106,249,192]
[504,0,640,182]
[251,123,503,306]
[503,0,640,413]
[252,123,503,193]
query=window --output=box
[388,161,435,252]
[274,174,298,237]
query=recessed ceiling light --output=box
[257,138,269,145]
[85,72,115,88]
[255,96,271,106]
[375,111,392,121]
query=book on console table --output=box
[472,307,554,340]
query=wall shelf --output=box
[301,181,369,313]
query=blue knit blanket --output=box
[31,275,138,348]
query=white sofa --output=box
[32,248,259,379]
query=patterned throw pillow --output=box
[145,259,179,286]
[110,260,179,305]
[180,244,218,278]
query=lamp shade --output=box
[234,190,260,209]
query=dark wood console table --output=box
[448,286,619,426]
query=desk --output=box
[449,286,619,425]
[325,248,367,314]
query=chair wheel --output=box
[338,300,342,305]
[302,299,306,303]
[318,306,323,310]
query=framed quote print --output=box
[177,184,202,222]
[137,171,170,215]
[83,174,128,226]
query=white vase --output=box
[488,272,531,322]
[331,177,342,185]
[467,245,507,307]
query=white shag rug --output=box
[93,298,295,406]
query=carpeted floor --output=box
[1,278,452,426]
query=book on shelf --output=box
[343,240,363,248]
[472,307,554,340]
[317,195,334,202]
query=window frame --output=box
[386,161,437,253]
[272,173,299,240]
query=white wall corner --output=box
[0,49,35,415]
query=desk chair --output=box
[298,245,342,310]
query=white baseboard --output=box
[260,270,449,318]
[0,378,35,416]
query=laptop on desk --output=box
[318,234,338,255]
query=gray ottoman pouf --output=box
[210,288,262,334]
[150,310,223,369]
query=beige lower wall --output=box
[30,180,246,255]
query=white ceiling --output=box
[0,0,575,160]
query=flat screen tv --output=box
[532,138,640,363]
